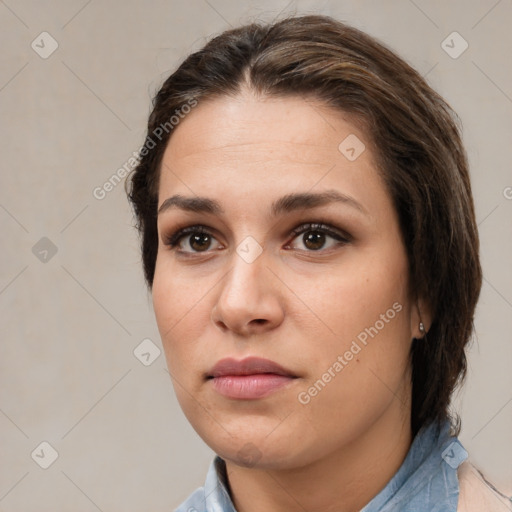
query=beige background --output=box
[1,0,511,510]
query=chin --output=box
[198,423,314,471]
[220,443,297,470]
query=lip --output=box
[206,357,298,400]
[207,356,297,378]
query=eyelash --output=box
[163,222,352,255]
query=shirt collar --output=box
[360,419,468,511]
[176,418,467,512]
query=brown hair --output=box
[126,15,482,436]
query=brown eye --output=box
[288,223,351,252]
[302,231,327,250]
[189,233,212,252]
[164,225,222,254]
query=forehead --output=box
[163,92,367,162]
[157,92,388,217]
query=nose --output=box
[211,250,285,336]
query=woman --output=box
[126,15,510,512]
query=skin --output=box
[152,89,430,512]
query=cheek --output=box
[151,263,210,371]
[152,255,215,326]
[290,245,413,399]
[286,246,410,346]
[293,306,412,451]
[152,273,212,423]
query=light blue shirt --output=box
[175,419,468,512]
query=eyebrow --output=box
[157,190,368,217]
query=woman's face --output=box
[152,91,424,470]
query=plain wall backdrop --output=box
[1,1,511,510]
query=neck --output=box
[224,400,413,512]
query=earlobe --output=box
[412,298,432,340]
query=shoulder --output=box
[457,460,512,512]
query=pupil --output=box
[304,231,325,250]
[190,233,211,251]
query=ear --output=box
[410,296,432,339]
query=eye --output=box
[163,222,351,256]
[286,222,351,252]
[163,225,223,254]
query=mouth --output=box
[206,356,299,399]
